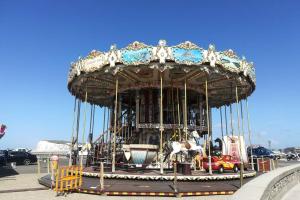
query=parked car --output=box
[0,150,8,166]
[248,146,278,160]
[286,153,299,161]
[7,151,37,165]
[13,148,32,153]
[272,150,286,159]
[203,155,240,173]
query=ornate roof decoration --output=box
[68,40,256,86]
[172,41,204,65]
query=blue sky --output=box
[0,0,299,150]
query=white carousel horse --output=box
[79,143,92,153]
[169,130,204,161]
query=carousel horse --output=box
[169,130,204,161]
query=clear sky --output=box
[0,0,299,150]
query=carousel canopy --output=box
[68,40,255,107]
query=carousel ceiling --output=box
[67,40,256,107]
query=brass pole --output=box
[184,79,188,140]
[160,72,164,174]
[220,107,224,139]
[224,106,229,136]
[240,101,245,139]
[205,79,212,175]
[230,104,234,137]
[199,96,203,129]
[80,90,88,168]
[112,77,118,173]
[235,85,244,187]
[172,86,176,134]
[99,107,105,157]
[103,107,106,135]
[246,98,254,170]
[106,108,110,163]
[75,100,81,165]
[69,97,77,166]
[176,88,181,141]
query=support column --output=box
[224,106,229,136]
[80,90,88,168]
[118,96,122,128]
[159,72,164,174]
[184,79,188,140]
[205,79,212,175]
[87,104,95,166]
[230,104,234,136]
[112,77,118,173]
[176,88,181,141]
[199,96,203,128]
[69,97,77,166]
[240,101,245,139]
[140,92,145,123]
[73,100,81,165]
[209,107,212,141]
[246,98,254,170]
[149,90,153,123]
[135,90,140,131]
[235,85,244,187]
[181,93,185,133]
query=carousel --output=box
[42,40,257,196]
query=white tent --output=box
[32,140,71,157]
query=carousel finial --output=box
[158,40,167,47]
[110,44,117,50]
[208,44,215,51]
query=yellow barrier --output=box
[55,165,83,196]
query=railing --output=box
[55,165,82,196]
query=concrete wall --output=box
[231,164,300,200]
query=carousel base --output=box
[82,166,256,181]
[39,169,257,197]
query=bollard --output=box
[271,159,276,170]
[173,162,178,193]
[100,162,104,191]
[50,155,59,189]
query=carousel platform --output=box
[81,166,256,181]
[39,169,257,197]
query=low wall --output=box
[231,164,300,200]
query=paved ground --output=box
[281,183,300,200]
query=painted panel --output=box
[121,48,151,65]
[172,48,203,64]
[221,55,240,68]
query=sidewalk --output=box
[281,183,300,200]
[0,173,47,191]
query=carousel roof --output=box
[68,40,256,107]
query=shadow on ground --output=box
[0,166,19,178]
